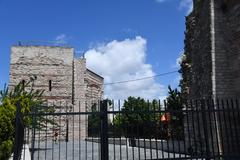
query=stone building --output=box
[9,45,104,138]
[183,0,240,100]
[183,0,240,155]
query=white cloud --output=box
[54,34,67,44]
[155,0,167,3]
[179,0,193,14]
[176,56,182,67]
[171,52,184,69]
[155,0,193,15]
[85,36,166,100]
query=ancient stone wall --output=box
[9,46,74,105]
[184,1,213,154]
[9,46,104,140]
[185,0,212,100]
[184,0,240,156]
[187,0,240,99]
[213,0,240,155]
[85,69,104,110]
[73,58,87,138]
[213,0,235,98]
[222,1,240,97]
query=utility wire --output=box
[87,70,179,87]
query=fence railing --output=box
[13,99,240,160]
[13,102,24,160]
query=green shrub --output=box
[0,98,16,159]
[0,140,13,159]
[0,78,49,159]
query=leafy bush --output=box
[112,97,161,138]
[88,103,100,137]
[0,78,50,159]
[166,86,184,140]
[0,99,15,159]
[112,89,184,140]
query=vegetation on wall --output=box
[194,0,203,12]
[180,4,195,101]
[179,53,192,101]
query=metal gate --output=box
[14,99,240,159]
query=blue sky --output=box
[0,0,192,99]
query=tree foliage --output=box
[88,103,100,137]
[0,99,15,159]
[88,99,113,137]
[112,90,184,140]
[166,86,184,140]
[0,78,53,159]
[113,97,161,138]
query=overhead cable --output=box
[101,70,179,86]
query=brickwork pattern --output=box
[9,45,104,140]
[184,0,240,156]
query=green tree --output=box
[0,98,15,159]
[88,103,100,137]
[87,99,113,137]
[0,78,54,159]
[166,86,184,140]
[113,97,160,138]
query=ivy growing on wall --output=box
[179,52,192,101]
[179,12,194,101]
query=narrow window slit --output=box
[49,80,52,91]
[22,80,25,86]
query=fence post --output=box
[201,100,211,160]
[13,101,24,160]
[100,100,109,160]
[30,106,37,160]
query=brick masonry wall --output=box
[224,1,240,97]
[187,0,213,100]
[9,46,74,104]
[85,69,104,110]
[9,46,75,141]
[184,1,213,153]
[73,58,87,138]
[186,0,240,99]
[214,0,234,98]
[9,46,104,140]
[184,0,240,155]
[213,0,240,155]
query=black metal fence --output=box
[13,102,25,160]
[13,99,240,160]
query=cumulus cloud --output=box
[85,36,166,100]
[155,0,193,15]
[171,52,184,69]
[54,34,68,44]
[179,0,193,15]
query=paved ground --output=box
[30,140,189,160]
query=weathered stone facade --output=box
[9,45,104,139]
[184,0,240,100]
[183,0,240,155]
